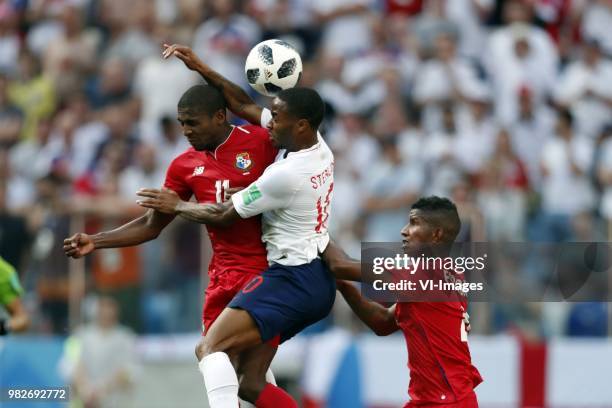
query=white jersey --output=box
[232,109,334,266]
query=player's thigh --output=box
[236,343,278,402]
[197,307,262,358]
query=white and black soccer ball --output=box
[244,39,303,97]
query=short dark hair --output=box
[178,85,227,116]
[411,196,461,241]
[277,87,325,130]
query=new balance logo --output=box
[193,166,205,176]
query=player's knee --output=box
[237,375,265,403]
[195,336,227,360]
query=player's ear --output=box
[296,118,309,131]
[214,108,226,123]
[432,228,444,244]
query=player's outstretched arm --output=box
[321,240,362,282]
[63,209,175,258]
[162,44,263,126]
[136,188,241,227]
[337,280,399,336]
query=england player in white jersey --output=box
[233,107,334,266]
[137,61,336,407]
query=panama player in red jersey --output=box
[63,83,280,400]
[323,196,483,407]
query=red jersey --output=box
[164,125,278,277]
[395,268,483,406]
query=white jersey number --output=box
[215,179,230,203]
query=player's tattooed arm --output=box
[175,200,241,227]
[321,240,362,282]
[137,188,240,227]
[336,280,399,336]
[162,44,263,126]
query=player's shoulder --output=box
[168,147,199,167]
[233,124,270,144]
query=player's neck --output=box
[210,124,234,151]
[288,132,318,153]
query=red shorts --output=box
[405,391,478,408]
[202,270,261,333]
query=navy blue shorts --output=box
[229,258,336,344]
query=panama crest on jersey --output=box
[235,152,252,171]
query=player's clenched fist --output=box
[63,233,95,258]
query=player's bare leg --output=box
[195,307,297,407]
[195,307,262,408]
[236,343,275,401]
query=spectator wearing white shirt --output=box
[581,0,612,57]
[554,39,612,139]
[486,1,558,124]
[362,136,424,241]
[192,0,261,88]
[310,0,374,57]
[508,85,554,188]
[537,109,595,241]
[412,32,481,132]
[596,125,612,223]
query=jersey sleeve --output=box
[231,164,298,218]
[163,156,193,201]
[261,108,272,128]
[243,123,278,166]
[0,258,22,306]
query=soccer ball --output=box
[244,39,303,97]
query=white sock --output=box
[265,368,276,385]
[199,352,239,408]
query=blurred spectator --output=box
[85,57,132,109]
[310,0,374,57]
[362,136,424,241]
[486,0,558,123]
[65,296,139,408]
[43,3,101,100]
[8,51,56,141]
[0,2,21,75]
[192,0,261,87]
[536,109,594,241]
[554,39,612,140]
[454,86,497,175]
[0,176,31,271]
[507,85,554,188]
[597,124,612,225]
[581,0,612,57]
[442,0,493,60]
[0,75,23,146]
[421,103,463,197]
[477,128,529,240]
[412,32,481,132]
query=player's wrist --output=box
[175,200,187,215]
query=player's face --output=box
[267,98,296,149]
[401,210,437,251]
[177,109,219,151]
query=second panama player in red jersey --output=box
[322,196,483,407]
[63,82,280,400]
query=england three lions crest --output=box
[235,152,252,171]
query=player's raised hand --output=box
[162,43,203,71]
[63,233,95,258]
[136,187,181,214]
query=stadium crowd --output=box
[0,0,610,338]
